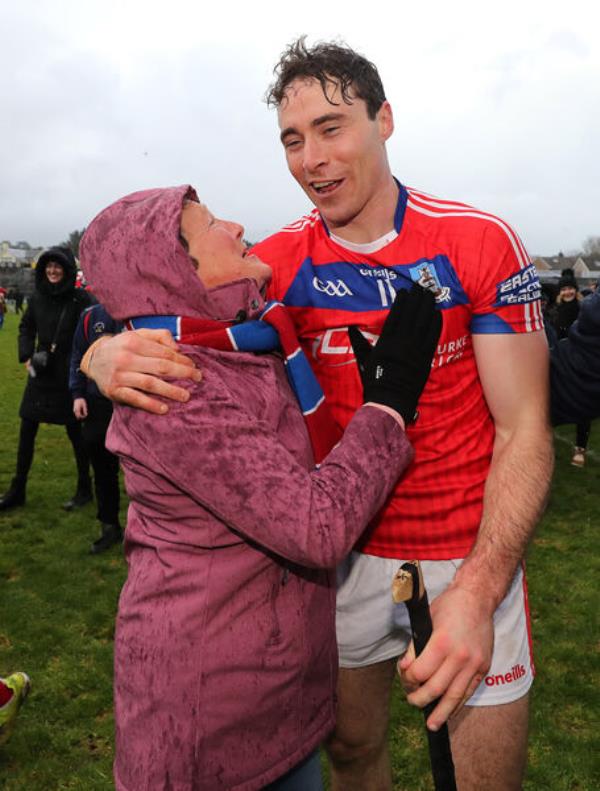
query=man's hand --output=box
[81,329,202,414]
[73,397,88,420]
[398,583,493,730]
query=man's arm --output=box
[400,330,554,730]
[82,329,202,414]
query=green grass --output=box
[1,310,599,789]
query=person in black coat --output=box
[549,269,591,466]
[0,246,93,511]
[14,289,25,315]
[69,303,123,553]
[550,285,600,427]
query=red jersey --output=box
[253,183,543,559]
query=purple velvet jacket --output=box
[80,186,414,790]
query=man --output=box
[82,39,553,790]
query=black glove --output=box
[348,285,442,424]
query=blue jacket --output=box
[69,303,122,401]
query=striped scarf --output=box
[126,302,341,463]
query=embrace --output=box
[82,37,552,791]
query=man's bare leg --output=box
[449,693,529,791]
[325,659,397,791]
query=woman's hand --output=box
[349,285,442,425]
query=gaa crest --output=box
[409,262,451,303]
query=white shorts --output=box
[336,553,534,706]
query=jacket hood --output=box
[79,185,265,322]
[36,245,77,297]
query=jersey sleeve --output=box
[469,221,544,335]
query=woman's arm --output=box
[18,300,37,362]
[111,390,412,569]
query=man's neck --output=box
[326,175,400,244]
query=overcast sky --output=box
[1,0,598,255]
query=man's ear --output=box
[377,101,394,142]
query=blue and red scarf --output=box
[126,302,341,463]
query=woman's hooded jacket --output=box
[18,245,91,424]
[80,186,413,791]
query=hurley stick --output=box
[392,561,457,791]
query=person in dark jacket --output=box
[0,246,93,511]
[549,285,600,427]
[552,269,582,339]
[550,269,592,466]
[69,303,123,553]
[13,288,25,315]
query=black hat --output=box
[558,268,578,291]
[35,245,77,295]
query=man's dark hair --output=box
[266,37,386,120]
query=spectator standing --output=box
[552,268,591,466]
[550,283,600,425]
[0,291,6,330]
[69,303,123,553]
[14,288,25,315]
[0,247,93,512]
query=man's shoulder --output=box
[82,302,106,320]
[253,209,323,257]
[404,185,522,249]
[82,303,121,337]
[72,288,94,308]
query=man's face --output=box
[278,77,394,236]
[44,261,65,284]
[180,201,272,291]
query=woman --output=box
[0,247,92,511]
[80,185,441,791]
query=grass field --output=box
[0,310,598,789]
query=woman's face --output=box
[44,261,65,285]
[180,201,272,292]
[560,285,576,302]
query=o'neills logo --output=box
[485,664,527,686]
